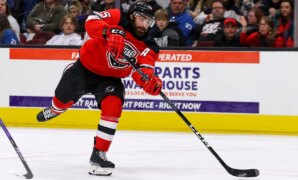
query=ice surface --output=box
[1,128,298,180]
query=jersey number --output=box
[98,11,111,19]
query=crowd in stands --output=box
[0,0,295,48]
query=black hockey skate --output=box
[89,147,115,176]
[37,107,60,122]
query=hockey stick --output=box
[123,55,259,177]
[0,118,33,179]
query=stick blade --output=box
[23,172,33,179]
[228,168,259,177]
[15,172,33,179]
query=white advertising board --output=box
[1,48,298,116]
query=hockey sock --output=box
[95,95,122,152]
[51,96,74,115]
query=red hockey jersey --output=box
[80,9,159,78]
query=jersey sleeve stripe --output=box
[86,14,101,22]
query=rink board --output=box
[1,48,298,134]
[1,108,298,135]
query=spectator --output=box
[10,0,38,33]
[221,0,239,13]
[221,0,242,21]
[67,0,82,18]
[240,16,281,47]
[46,15,83,46]
[192,0,214,25]
[27,0,66,34]
[167,0,197,46]
[80,0,92,14]
[189,0,211,22]
[65,0,92,15]
[67,0,86,33]
[188,0,202,18]
[235,0,265,14]
[155,0,171,9]
[0,0,20,40]
[192,0,215,15]
[148,9,185,47]
[263,0,281,17]
[0,14,19,44]
[195,0,225,47]
[92,0,117,11]
[236,0,255,16]
[146,0,162,12]
[193,0,242,24]
[214,17,241,47]
[245,7,264,36]
[273,0,293,47]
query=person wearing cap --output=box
[214,17,242,47]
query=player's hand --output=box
[132,68,162,96]
[132,68,162,95]
[104,26,126,60]
[143,74,162,96]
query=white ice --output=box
[1,128,298,180]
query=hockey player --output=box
[36,1,162,176]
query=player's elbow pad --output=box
[132,68,154,87]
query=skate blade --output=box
[89,164,113,176]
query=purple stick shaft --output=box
[0,118,33,179]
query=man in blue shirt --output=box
[167,0,196,46]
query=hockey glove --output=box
[143,74,162,95]
[103,25,126,60]
[132,68,162,96]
